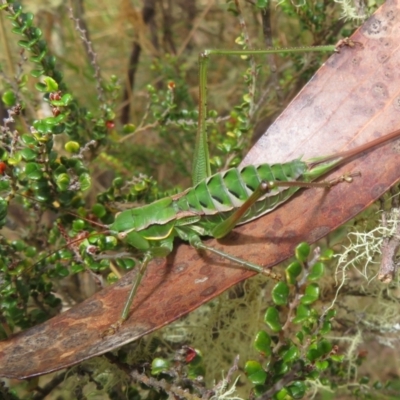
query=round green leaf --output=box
[34,82,47,92]
[331,355,344,362]
[2,90,16,107]
[92,203,106,218]
[42,76,58,92]
[151,358,170,375]
[318,339,332,355]
[272,281,290,306]
[31,69,45,78]
[18,40,31,49]
[21,134,38,145]
[295,242,310,262]
[287,381,307,399]
[326,309,336,319]
[292,304,310,324]
[72,219,85,231]
[112,177,124,188]
[264,307,282,332]
[8,153,22,165]
[296,331,304,344]
[247,369,267,385]
[104,235,118,250]
[19,148,37,161]
[116,258,135,270]
[25,162,43,180]
[282,345,299,363]
[56,173,70,191]
[275,388,289,400]
[320,248,334,261]
[244,360,262,375]
[320,320,332,335]
[61,93,72,106]
[307,261,325,281]
[244,361,266,385]
[301,283,320,305]
[315,360,329,370]
[306,348,321,362]
[79,173,91,191]
[286,261,302,284]
[254,330,271,356]
[122,123,136,134]
[64,141,80,153]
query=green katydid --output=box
[91,39,400,336]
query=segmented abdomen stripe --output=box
[176,159,308,220]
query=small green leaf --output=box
[264,307,281,332]
[331,354,344,362]
[61,93,72,105]
[254,330,271,356]
[151,358,170,375]
[318,339,332,355]
[301,283,320,305]
[282,345,299,363]
[326,309,336,319]
[104,236,118,250]
[64,141,80,153]
[286,261,302,284]
[306,348,321,362]
[116,258,135,270]
[21,12,34,27]
[275,388,289,400]
[25,162,43,180]
[18,40,31,49]
[292,304,310,323]
[296,331,304,344]
[79,173,91,191]
[295,242,310,262]
[320,320,332,335]
[272,281,290,305]
[56,173,70,191]
[122,123,136,134]
[244,361,266,385]
[92,203,106,218]
[287,381,307,399]
[244,360,262,375]
[55,264,69,278]
[34,82,47,92]
[320,248,334,261]
[42,76,58,92]
[113,177,124,188]
[72,219,85,231]
[2,90,16,107]
[315,360,329,370]
[31,69,44,78]
[308,261,324,281]
[19,148,37,161]
[8,153,22,165]
[21,134,38,145]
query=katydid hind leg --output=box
[190,236,281,280]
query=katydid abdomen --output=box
[110,159,308,244]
